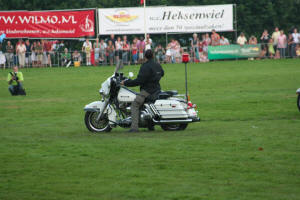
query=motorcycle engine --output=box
[119,103,131,115]
[118,109,152,128]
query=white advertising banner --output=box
[98,4,233,35]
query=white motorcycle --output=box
[83,72,200,132]
[297,88,300,111]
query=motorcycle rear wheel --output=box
[297,94,300,111]
[161,124,188,131]
[84,111,112,133]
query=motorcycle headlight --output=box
[99,88,104,95]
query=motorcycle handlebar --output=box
[113,73,128,87]
[114,73,127,81]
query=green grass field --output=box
[1,59,300,200]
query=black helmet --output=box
[145,49,153,59]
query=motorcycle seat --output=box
[145,90,178,103]
[158,90,178,99]
[164,90,178,96]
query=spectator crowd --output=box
[236,27,300,59]
[0,27,300,68]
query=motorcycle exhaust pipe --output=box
[153,118,194,125]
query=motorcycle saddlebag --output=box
[154,100,188,119]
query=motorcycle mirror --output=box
[129,72,134,78]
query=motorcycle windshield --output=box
[100,77,112,96]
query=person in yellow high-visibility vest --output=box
[7,66,26,96]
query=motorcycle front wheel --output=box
[84,111,112,133]
[297,94,300,111]
[161,124,188,131]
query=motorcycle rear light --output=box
[187,101,193,109]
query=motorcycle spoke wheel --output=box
[85,111,112,133]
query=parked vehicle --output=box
[84,72,200,132]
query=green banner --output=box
[208,44,261,60]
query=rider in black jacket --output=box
[124,53,164,94]
[122,49,164,132]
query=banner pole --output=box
[166,32,168,48]
[234,4,238,42]
[96,8,99,38]
[234,4,238,60]
[144,0,147,39]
